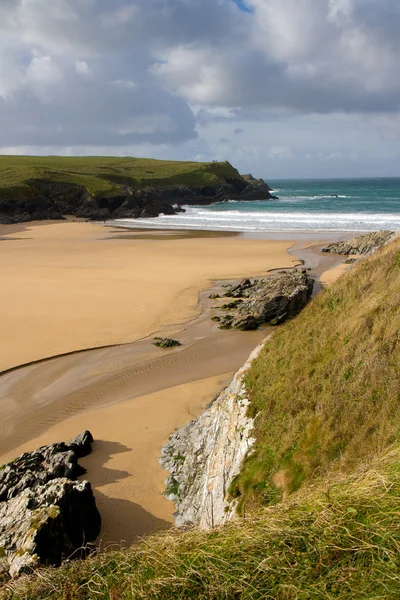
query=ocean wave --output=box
[110,206,400,233]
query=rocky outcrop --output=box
[0,173,278,225]
[0,431,100,578]
[217,271,314,330]
[241,174,277,199]
[322,231,396,255]
[159,342,266,529]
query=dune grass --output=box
[230,238,400,512]
[0,156,240,198]
[3,448,400,599]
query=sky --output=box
[0,0,399,178]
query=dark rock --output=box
[0,431,100,578]
[218,315,234,330]
[233,316,259,331]
[223,279,252,298]
[211,316,221,322]
[216,271,314,330]
[0,171,278,225]
[209,293,220,300]
[322,231,396,255]
[153,337,182,349]
[220,300,242,310]
[344,258,357,264]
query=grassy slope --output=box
[231,238,400,511]
[3,240,400,599]
[3,452,400,599]
[0,156,241,198]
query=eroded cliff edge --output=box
[159,269,315,528]
[159,341,265,528]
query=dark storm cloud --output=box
[0,0,399,149]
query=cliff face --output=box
[0,164,277,225]
[159,341,266,529]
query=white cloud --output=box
[266,146,293,160]
[75,60,91,75]
[25,53,63,101]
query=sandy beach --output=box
[0,220,346,546]
[0,221,297,373]
[0,220,304,543]
[0,373,231,546]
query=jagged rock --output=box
[0,174,278,225]
[223,278,252,298]
[242,173,272,189]
[153,337,182,349]
[220,300,242,310]
[219,271,314,330]
[159,341,266,529]
[240,174,279,200]
[322,231,396,255]
[0,431,100,578]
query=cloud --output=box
[0,0,398,178]
[154,0,400,114]
[75,60,91,75]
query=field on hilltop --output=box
[0,156,240,199]
[3,239,400,599]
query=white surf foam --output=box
[109,206,400,233]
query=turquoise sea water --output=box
[116,178,400,232]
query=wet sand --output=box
[0,221,297,373]
[0,220,347,545]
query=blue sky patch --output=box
[231,0,254,13]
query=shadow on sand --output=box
[81,439,171,549]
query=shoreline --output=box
[0,221,298,373]
[0,219,350,546]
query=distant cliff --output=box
[0,156,277,224]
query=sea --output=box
[113,178,400,233]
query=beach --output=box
[0,221,297,373]
[0,220,346,545]
[0,220,304,543]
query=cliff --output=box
[159,342,265,528]
[160,271,314,528]
[0,157,277,224]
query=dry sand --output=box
[0,221,297,373]
[0,374,231,546]
[0,220,302,544]
[320,262,350,285]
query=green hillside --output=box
[3,239,400,599]
[0,156,240,199]
[230,236,400,513]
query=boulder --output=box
[218,271,314,330]
[153,337,182,349]
[0,431,101,578]
[322,231,396,255]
